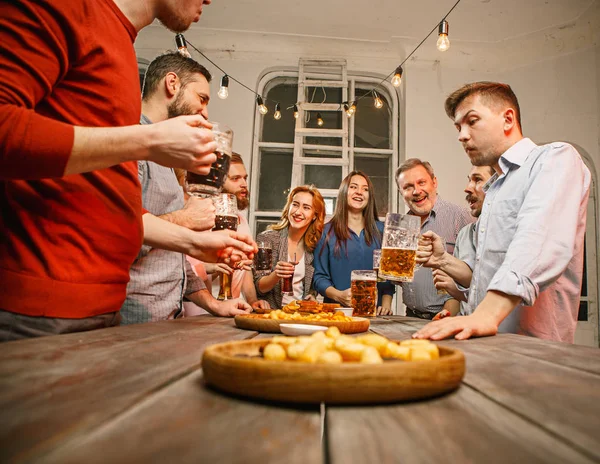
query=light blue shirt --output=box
[468,138,590,342]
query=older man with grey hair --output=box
[394,158,474,319]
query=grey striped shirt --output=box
[121,115,205,324]
[401,197,474,316]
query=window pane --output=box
[304,87,342,104]
[258,149,292,211]
[354,88,391,149]
[324,197,337,216]
[578,301,588,321]
[305,110,343,147]
[255,218,279,236]
[262,83,297,143]
[355,155,390,215]
[304,165,343,190]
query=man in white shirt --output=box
[415,81,590,343]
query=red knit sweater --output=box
[0,0,144,318]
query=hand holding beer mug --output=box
[379,213,421,282]
[212,193,238,300]
[187,122,233,197]
[351,270,378,317]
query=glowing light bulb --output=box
[274,103,282,120]
[345,102,356,118]
[316,112,324,127]
[437,21,450,52]
[391,66,403,87]
[256,96,268,115]
[293,104,299,119]
[374,92,384,109]
[218,75,229,99]
[175,34,192,58]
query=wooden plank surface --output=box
[37,370,322,464]
[368,319,600,462]
[0,316,255,463]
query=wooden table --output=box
[1,316,599,464]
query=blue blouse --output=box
[313,221,395,305]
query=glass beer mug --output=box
[212,193,238,300]
[379,213,421,282]
[186,122,233,197]
[351,270,378,317]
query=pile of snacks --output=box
[282,300,340,314]
[261,327,439,364]
[247,310,352,322]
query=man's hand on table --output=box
[413,311,498,340]
[215,298,252,317]
[250,300,270,311]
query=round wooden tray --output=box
[202,339,465,404]
[234,314,370,334]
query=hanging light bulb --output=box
[345,101,356,118]
[374,92,384,109]
[391,66,403,87]
[293,104,299,119]
[436,20,450,52]
[175,34,192,58]
[316,112,324,127]
[217,75,229,99]
[274,103,282,120]
[256,96,268,115]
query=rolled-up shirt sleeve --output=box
[487,143,590,305]
[0,1,75,180]
[312,233,334,296]
[184,258,206,295]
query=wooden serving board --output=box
[234,314,369,334]
[202,339,465,404]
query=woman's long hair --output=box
[269,185,325,252]
[325,171,381,257]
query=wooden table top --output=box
[1,315,599,464]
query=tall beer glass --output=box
[212,193,238,300]
[254,240,272,276]
[351,270,377,317]
[379,213,421,282]
[186,122,233,197]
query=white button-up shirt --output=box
[468,138,590,343]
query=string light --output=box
[256,96,268,115]
[316,112,324,127]
[391,66,403,87]
[178,0,461,119]
[274,103,282,120]
[175,34,192,58]
[373,91,384,109]
[217,75,229,99]
[436,20,450,51]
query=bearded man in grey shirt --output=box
[121,52,252,324]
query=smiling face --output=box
[464,166,493,218]
[397,165,438,217]
[156,0,213,32]
[346,175,370,213]
[453,94,511,168]
[223,162,249,211]
[167,74,210,119]
[287,191,316,232]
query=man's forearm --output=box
[442,298,460,316]
[242,272,259,302]
[438,253,473,288]
[188,289,220,316]
[473,290,522,325]
[66,125,151,175]
[143,213,195,255]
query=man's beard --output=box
[167,91,194,119]
[235,192,249,211]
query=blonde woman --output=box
[253,185,325,309]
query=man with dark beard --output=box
[195,154,270,310]
[121,52,252,323]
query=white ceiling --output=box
[193,0,594,43]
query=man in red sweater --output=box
[0,0,256,340]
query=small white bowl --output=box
[279,324,328,337]
[338,308,354,317]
